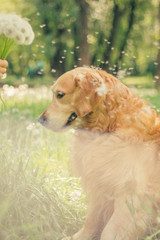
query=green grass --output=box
[0,75,55,88]
[0,86,86,240]
[0,81,160,240]
[123,75,155,88]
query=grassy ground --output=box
[0,80,160,240]
[0,85,86,240]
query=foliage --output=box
[0,0,159,82]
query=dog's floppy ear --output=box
[75,98,92,117]
[74,71,100,117]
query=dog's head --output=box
[39,67,107,131]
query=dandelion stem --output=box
[0,93,6,110]
[0,35,6,59]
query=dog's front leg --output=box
[61,212,99,240]
[100,195,151,240]
[62,200,112,240]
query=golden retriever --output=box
[39,67,160,240]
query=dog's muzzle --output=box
[65,112,77,127]
[38,115,47,125]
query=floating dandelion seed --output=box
[95,82,108,96]
[40,24,46,28]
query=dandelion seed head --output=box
[0,13,35,45]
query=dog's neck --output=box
[80,87,160,142]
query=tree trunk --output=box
[104,2,121,71]
[115,0,136,71]
[77,0,91,66]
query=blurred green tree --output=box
[1,0,159,81]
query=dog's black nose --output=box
[38,115,47,125]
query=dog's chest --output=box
[72,132,157,196]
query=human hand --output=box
[0,59,8,78]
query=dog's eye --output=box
[57,92,65,99]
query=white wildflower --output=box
[26,123,35,131]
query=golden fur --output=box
[39,67,160,240]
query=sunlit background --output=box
[0,0,159,87]
[0,0,160,239]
